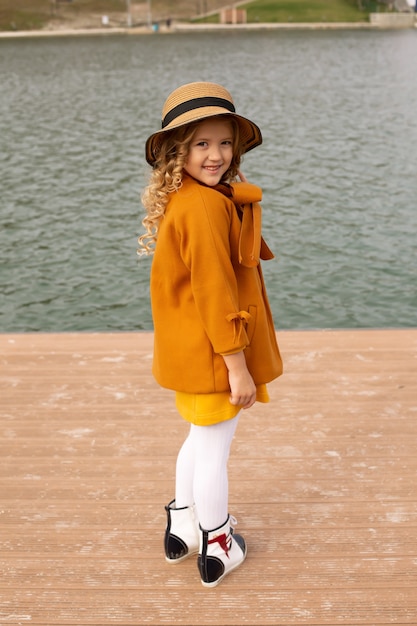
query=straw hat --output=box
[145,81,262,165]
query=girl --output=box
[138,82,283,588]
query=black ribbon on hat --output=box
[162,97,236,129]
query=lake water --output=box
[1,29,416,332]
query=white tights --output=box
[175,415,239,530]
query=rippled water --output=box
[1,30,416,332]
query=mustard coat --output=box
[150,175,283,394]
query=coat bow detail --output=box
[230,182,274,267]
[213,182,273,267]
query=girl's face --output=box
[183,118,234,187]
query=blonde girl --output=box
[139,82,283,588]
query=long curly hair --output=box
[138,117,243,256]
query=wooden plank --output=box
[1,329,417,625]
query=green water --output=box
[1,30,416,331]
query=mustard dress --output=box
[176,385,270,426]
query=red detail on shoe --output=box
[208,533,231,558]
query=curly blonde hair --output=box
[138,117,243,255]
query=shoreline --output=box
[0,18,415,39]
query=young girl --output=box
[138,82,283,588]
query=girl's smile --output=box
[184,118,234,186]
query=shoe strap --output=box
[208,532,231,557]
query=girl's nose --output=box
[208,144,222,161]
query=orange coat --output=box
[150,175,283,394]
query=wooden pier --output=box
[1,329,416,625]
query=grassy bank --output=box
[0,0,228,30]
[0,0,50,31]
[0,0,387,31]
[242,0,372,23]
[0,0,124,31]
[196,0,384,24]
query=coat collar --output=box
[183,176,274,267]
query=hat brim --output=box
[145,109,262,166]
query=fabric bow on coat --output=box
[215,181,274,268]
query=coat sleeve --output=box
[175,186,250,355]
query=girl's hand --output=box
[222,351,257,409]
[237,170,248,183]
[228,369,257,409]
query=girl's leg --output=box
[192,415,239,530]
[164,426,199,563]
[175,416,239,526]
[175,425,196,508]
